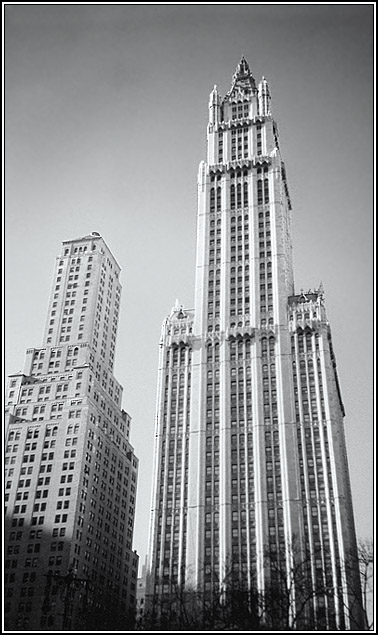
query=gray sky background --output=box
[5,4,374,568]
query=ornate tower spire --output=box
[228,56,257,96]
[235,55,250,76]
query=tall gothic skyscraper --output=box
[147,59,363,629]
[5,232,139,631]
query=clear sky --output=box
[4,4,374,568]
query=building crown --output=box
[227,56,257,98]
[234,56,251,79]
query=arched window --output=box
[257,180,263,205]
[243,182,248,207]
[264,178,269,203]
[237,183,242,208]
[230,184,235,210]
[218,133,223,162]
[210,187,215,212]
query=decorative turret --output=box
[209,84,220,125]
[258,76,271,116]
[170,298,189,320]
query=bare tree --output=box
[358,540,374,630]
[140,568,261,631]
[139,540,372,631]
[260,539,332,631]
[341,539,374,631]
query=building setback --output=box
[5,232,139,631]
[146,59,364,630]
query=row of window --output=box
[258,209,273,309]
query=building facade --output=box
[5,232,139,631]
[136,555,148,625]
[146,59,364,629]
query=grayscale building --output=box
[5,232,139,631]
[146,59,364,630]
